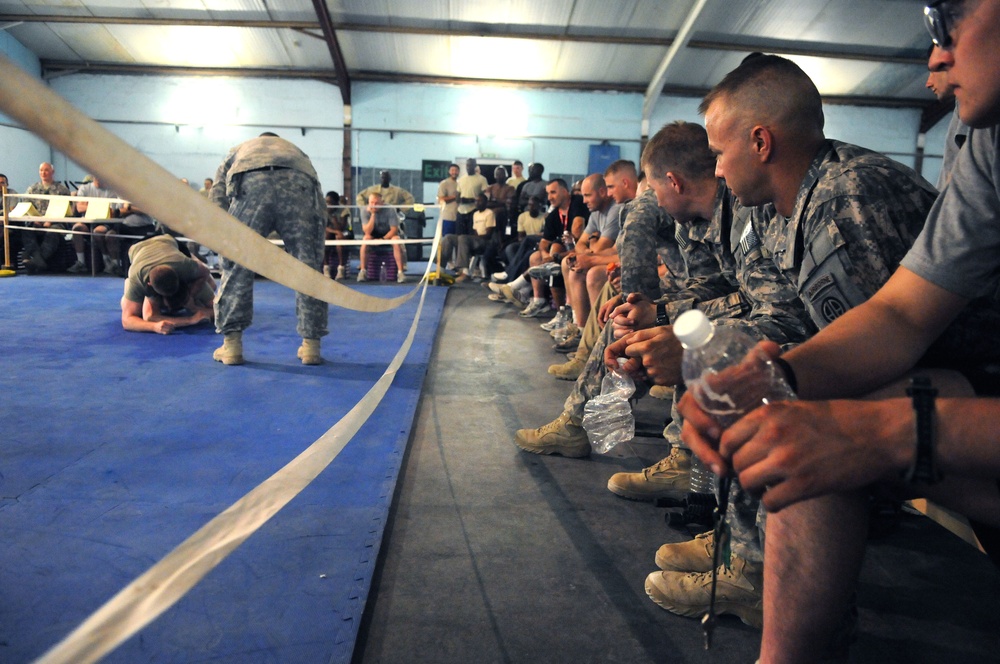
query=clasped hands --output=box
[604,318,892,511]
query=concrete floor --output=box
[353,283,1000,664]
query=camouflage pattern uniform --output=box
[762,140,936,331]
[211,135,329,340]
[20,180,71,265]
[661,183,816,564]
[728,141,937,562]
[563,188,715,418]
[618,188,684,300]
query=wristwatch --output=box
[902,376,941,484]
[655,301,669,326]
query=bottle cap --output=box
[673,309,713,349]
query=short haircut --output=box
[698,53,824,140]
[0,173,7,183]
[547,178,569,191]
[148,265,180,297]
[529,195,544,205]
[259,131,279,137]
[513,160,523,166]
[448,163,459,170]
[641,121,716,181]
[325,190,340,202]
[583,173,607,190]
[604,159,637,180]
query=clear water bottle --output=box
[674,309,796,429]
[379,260,388,283]
[562,230,576,252]
[582,358,636,453]
[674,309,796,497]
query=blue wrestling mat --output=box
[0,275,446,663]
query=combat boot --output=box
[514,412,590,458]
[655,530,718,572]
[607,446,691,501]
[547,356,585,380]
[297,338,322,365]
[213,332,244,365]
[645,555,763,628]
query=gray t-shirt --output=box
[583,201,623,241]
[937,107,972,191]
[365,207,399,236]
[901,125,1000,300]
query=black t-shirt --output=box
[542,194,587,242]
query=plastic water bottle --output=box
[562,230,576,252]
[379,261,388,283]
[582,358,636,453]
[674,309,796,498]
[675,309,796,430]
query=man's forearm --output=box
[785,270,967,400]
[122,315,159,333]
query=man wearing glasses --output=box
[679,1,1000,661]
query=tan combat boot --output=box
[606,446,691,501]
[547,356,585,381]
[645,555,763,628]
[297,338,322,365]
[514,412,590,458]
[213,332,244,365]
[654,530,718,573]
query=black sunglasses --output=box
[924,0,964,48]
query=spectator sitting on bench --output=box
[449,193,496,283]
[69,175,123,276]
[358,192,406,283]
[324,190,352,280]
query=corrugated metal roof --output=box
[1,0,941,112]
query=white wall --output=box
[3,55,941,200]
[46,73,346,194]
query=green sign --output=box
[422,160,452,183]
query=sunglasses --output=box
[924,0,964,48]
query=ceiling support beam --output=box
[310,0,351,105]
[4,14,927,66]
[36,60,935,110]
[40,61,338,83]
[309,0,353,209]
[641,0,710,151]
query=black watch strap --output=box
[656,301,669,326]
[903,376,941,484]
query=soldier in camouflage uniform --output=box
[210,133,329,366]
[514,123,742,459]
[639,54,937,631]
[606,160,815,629]
[680,11,1000,656]
[20,162,71,273]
